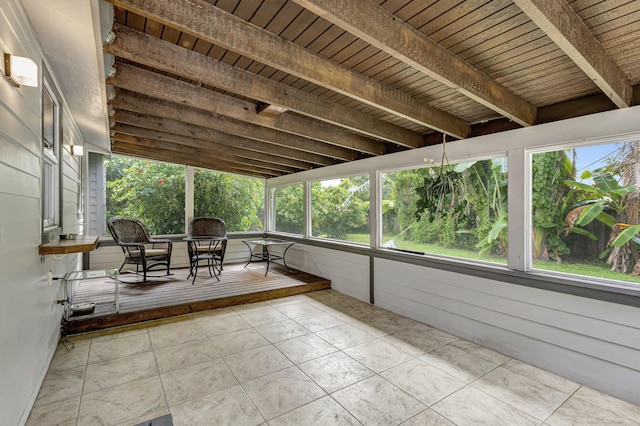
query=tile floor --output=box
[28,289,640,426]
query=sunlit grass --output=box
[344,233,640,284]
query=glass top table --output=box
[242,238,295,275]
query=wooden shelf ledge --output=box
[39,235,99,255]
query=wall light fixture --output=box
[4,53,38,88]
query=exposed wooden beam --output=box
[513,0,632,108]
[111,143,277,179]
[292,0,536,127]
[105,23,423,148]
[111,110,336,166]
[111,135,296,174]
[108,63,386,155]
[110,90,357,162]
[104,2,470,138]
[111,129,313,171]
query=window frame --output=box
[41,70,62,242]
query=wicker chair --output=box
[188,217,228,274]
[107,217,173,281]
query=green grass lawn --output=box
[342,233,640,284]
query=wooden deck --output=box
[63,263,331,334]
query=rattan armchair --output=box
[107,217,173,281]
[188,217,228,273]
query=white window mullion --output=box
[507,148,529,271]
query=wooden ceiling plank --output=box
[111,134,296,174]
[105,24,423,148]
[112,123,314,170]
[110,88,358,161]
[111,110,335,166]
[112,143,277,178]
[513,0,632,108]
[105,0,469,138]
[292,0,535,127]
[112,129,312,171]
[109,63,387,155]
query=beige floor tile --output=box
[191,306,237,321]
[572,386,640,422]
[242,366,326,420]
[275,301,325,319]
[209,328,270,356]
[503,359,580,394]
[154,340,220,373]
[224,344,293,382]
[299,351,374,393]
[33,366,85,407]
[88,323,149,342]
[161,359,238,405]
[546,395,640,426]
[144,315,194,330]
[26,396,80,426]
[237,306,289,327]
[88,332,152,364]
[231,300,273,313]
[381,358,465,406]
[84,351,158,394]
[316,323,376,349]
[332,375,426,425]
[449,338,511,365]
[472,367,570,420]
[401,408,455,426]
[48,341,90,372]
[344,338,414,373]
[274,333,338,364]
[333,301,386,319]
[419,344,499,382]
[403,322,458,345]
[433,386,539,426]
[380,332,442,357]
[269,395,360,426]
[359,312,418,335]
[171,385,263,426]
[77,376,166,426]
[116,409,170,426]
[293,311,346,332]
[254,319,310,343]
[149,323,206,349]
[198,314,251,337]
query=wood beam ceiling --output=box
[108,63,387,156]
[104,23,425,149]
[110,111,336,166]
[105,0,471,139]
[291,0,536,127]
[109,90,357,161]
[513,0,632,108]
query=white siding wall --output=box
[0,1,83,424]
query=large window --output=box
[381,157,508,263]
[531,142,640,284]
[105,156,185,235]
[194,168,264,232]
[311,176,369,244]
[272,183,304,235]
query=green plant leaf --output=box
[564,180,606,198]
[579,170,592,180]
[596,211,617,227]
[488,216,508,242]
[568,227,598,240]
[610,185,637,197]
[593,172,620,192]
[612,224,640,247]
[599,246,613,259]
[576,203,604,226]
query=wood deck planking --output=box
[64,262,330,334]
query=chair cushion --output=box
[125,248,169,258]
[195,245,223,253]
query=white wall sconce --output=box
[4,53,38,87]
[70,145,84,156]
